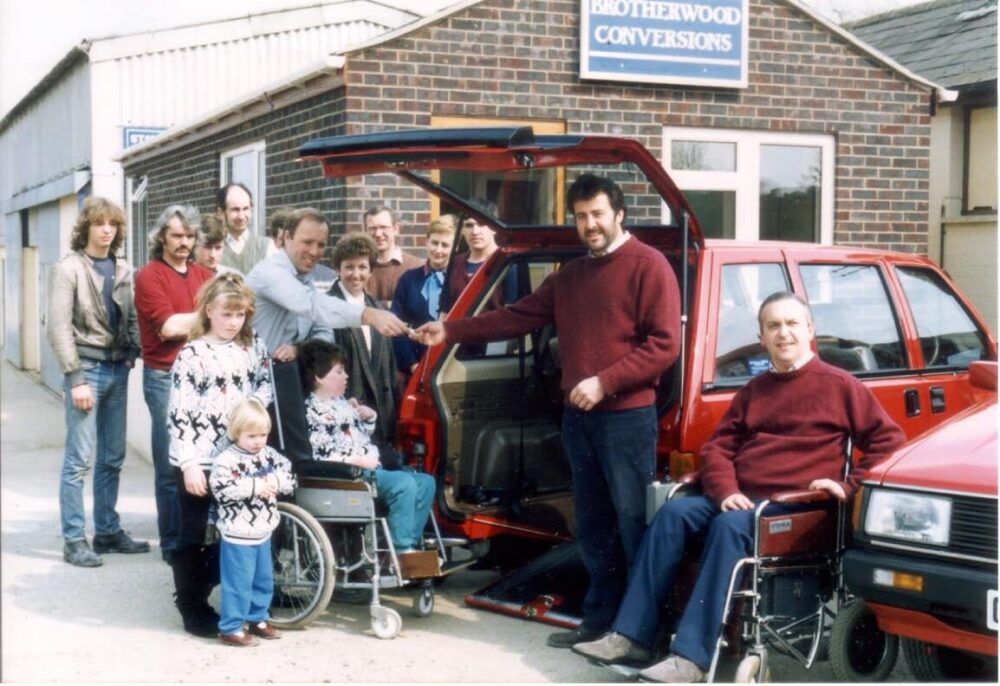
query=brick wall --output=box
[124,0,932,257]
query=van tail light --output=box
[398,419,433,471]
[669,451,697,480]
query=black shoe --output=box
[64,540,103,568]
[547,625,604,649]
[93,530,151,554]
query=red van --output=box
[840,360,998,681]
[302,127,996,551]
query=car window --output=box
[895,266,988,369]
[455,259,558,360]
[799,264,907,373]
[714,263,789,382]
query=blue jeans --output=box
[218,539,272,635]
[561,405,657,632]
[613,496,754,671]
[143,366,180,552]
[370,468,436,550]
[60,359,130,541]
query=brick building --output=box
[119,0,950,259]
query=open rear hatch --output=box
[301,127,703,626]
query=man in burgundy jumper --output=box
[572,292,907,682]
[415,174,681,648]
[134,205,215,635]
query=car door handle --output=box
[904,388,921,417]
[929,386,946,414]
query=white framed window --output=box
[220,140,267,235]
[663,127,835,244]
[127,175,149,267]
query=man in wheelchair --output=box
[573,291,906,682]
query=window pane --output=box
[671,141,736,172]
[760,145,820,242]
[800,264,906,373]
[967,106,997,211]
[715,263,789,381]
[686,190,735,239]
[895,267,988,368]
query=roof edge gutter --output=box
[0,42,91,133]
[116,54,346,164]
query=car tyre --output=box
[902,638,998,682]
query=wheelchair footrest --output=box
[398,550,442,579]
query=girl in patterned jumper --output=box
[297,339,435,555]
[167,273,272,638]
[210,399,295,647]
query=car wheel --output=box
[902,638,998,681]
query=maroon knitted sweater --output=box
[699,357,906,504]
[444,237,680,411]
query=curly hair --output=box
[189,272,256,346]
[331,232,378,269]
[70,197,126,254]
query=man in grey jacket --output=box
[47,197,150,567]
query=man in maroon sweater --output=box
[415,174,681,648]
[573,291,906,682]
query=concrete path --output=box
[1,360,914,682]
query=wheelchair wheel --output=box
[830,600,898,681]
[270,502,335,629]
[902,638,998,682]
[413,584,435,618]
[371,605,402,639]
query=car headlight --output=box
[864,489,951,546]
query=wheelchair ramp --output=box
[465,542,587,628]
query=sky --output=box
[1,0,931,118]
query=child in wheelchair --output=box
[296,339,436,562]
[572,292,906,682]
[209,399,296,647]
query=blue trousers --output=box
[613,496,753,671]
[219,539,273,635]
[60,359,130,541]
[561,405,657,632]
[371,468,435,550]
[142,366,180,552]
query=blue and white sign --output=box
[580,0,748,88]
[122,126,166,149]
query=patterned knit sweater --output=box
[168,334,272,470]
[304,392,381,465]
[209,444,296,544]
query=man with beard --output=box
[134,205,216,636]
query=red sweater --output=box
[134,260,214,370]
[444,237,680,411]
[699,357,906,504]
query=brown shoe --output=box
[247,620,281,640]
[219,631,260,647]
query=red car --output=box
[839,360,998,681]
[302,127,996,554]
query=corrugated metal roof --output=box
[1,0,422,130]
[846,0,997,90]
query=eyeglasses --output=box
[367,224,395,233]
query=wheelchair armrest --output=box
[768,489,834,505]
[295,460,362,480]
[678,472,701,486]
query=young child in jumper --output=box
[167,272,272,638]
[209,399,296,647]
[297,339,435,556]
